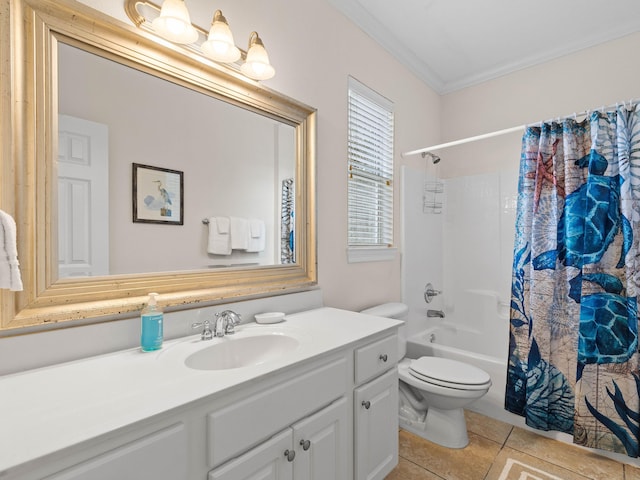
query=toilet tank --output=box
[360,303,408,359]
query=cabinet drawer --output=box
[354,335,397,384]
[208,357,347,468]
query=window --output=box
[347,77,395,262]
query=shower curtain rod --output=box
[401,97,640,158]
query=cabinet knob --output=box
[300,439,311,451]
[362,400,371,410]
[284,449,296,462]
[379,353,388,362]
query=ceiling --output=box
[329,0,640,94]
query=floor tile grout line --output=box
[397,454,447,479]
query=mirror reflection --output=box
[57,43,296,278]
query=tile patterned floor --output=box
[386,411,640,480]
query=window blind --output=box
[347,77,394,248]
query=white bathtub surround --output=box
[0,307,401,479]
[400,167,518,410]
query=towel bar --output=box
[202,218,210,224]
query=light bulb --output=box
[240,32,275,80]
[201,10,240,63]
[151,0,198,45]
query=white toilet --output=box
[361,302,491,448]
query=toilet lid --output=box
[409,357,491,388]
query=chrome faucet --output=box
[191,320,214,340]
[427,309,445,318]
[213,310,242,337]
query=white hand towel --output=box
[207,217,231,255]
[0,210,23,291]
[216,216,230,234]
[246,218,266,252]
[230,217,249,250]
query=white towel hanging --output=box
[0,210,23,291]
[207,217,231,255]
[230,217,249,250]
[246,219,266,252]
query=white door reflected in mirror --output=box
[58,115,109,278]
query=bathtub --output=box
[404,323,512,422]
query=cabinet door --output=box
[354,368,399,480]
[209,429,294,480]
[45,423,186,480]
[292,397,348,480]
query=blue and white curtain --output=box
[506,107,640,456]
[281,178,295,264]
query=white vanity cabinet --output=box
[1,308,401,480]
[44,423,188,480]
[353,335,399,480]
[209,428,293,480]
[209,398,348,480]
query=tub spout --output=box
[427,309,445,318]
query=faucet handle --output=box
[424,283,442,304]
[191,320,213,340]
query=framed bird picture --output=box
[132,163,184,225]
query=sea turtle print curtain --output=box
[506,107,640,456]
[281,178,295,264]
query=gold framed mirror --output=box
[0,0,316,332]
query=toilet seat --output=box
[408,357,491,391]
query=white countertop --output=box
[0,307,400,473]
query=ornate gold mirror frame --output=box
[0,0,316,333]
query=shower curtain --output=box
[506,107,640,456]
[280,178,295,263]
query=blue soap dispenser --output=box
[140,292,163,352]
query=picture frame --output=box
[132,163,184,225]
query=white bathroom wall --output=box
[439,31,640,179]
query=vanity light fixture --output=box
[201,10,241,63]
[151,0,198,44]
[125,0,275,80]
[241,32,276,81]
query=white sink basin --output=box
[184,334,300,371]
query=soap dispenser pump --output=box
[140,292,163,352]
